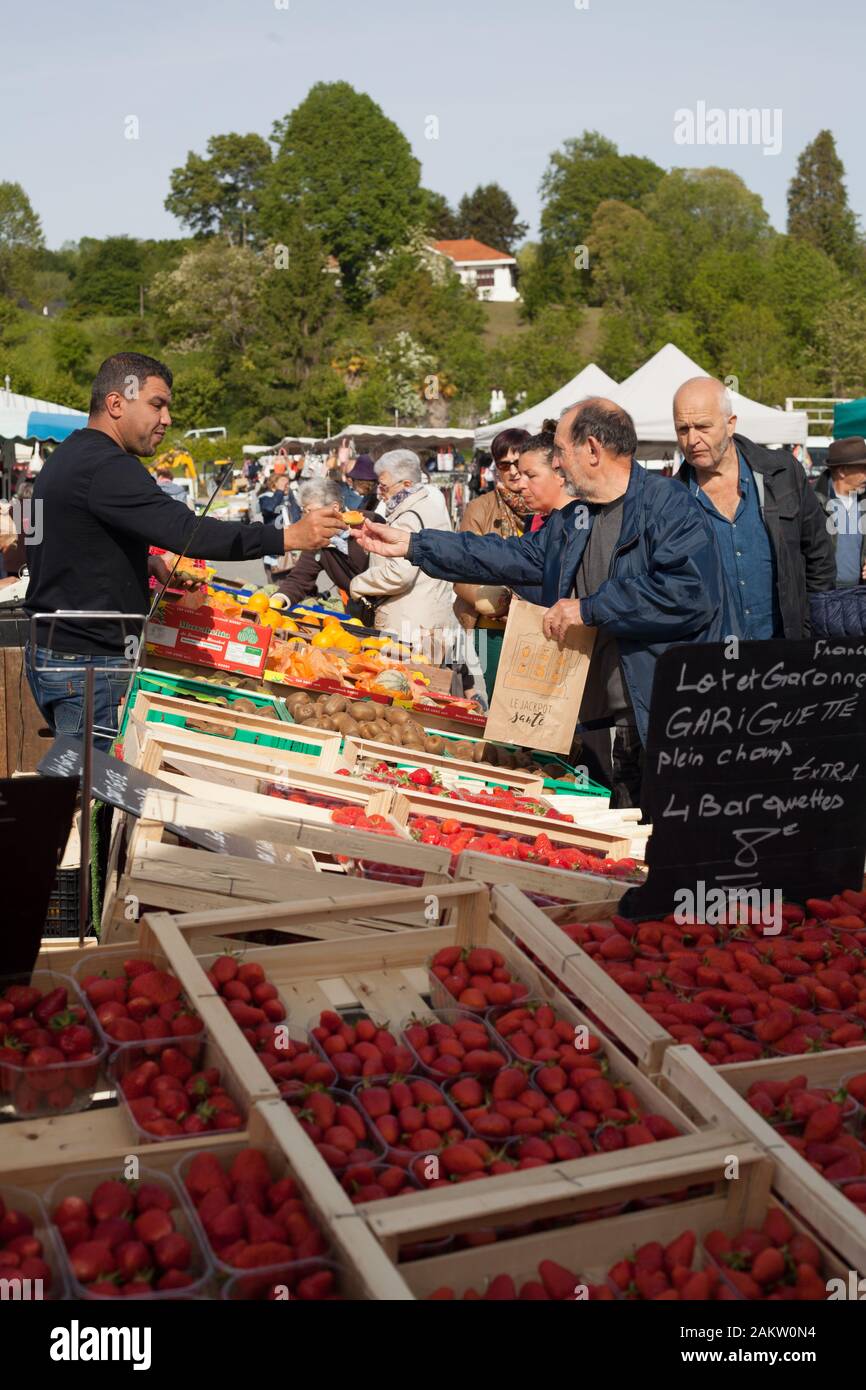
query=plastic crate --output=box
[433,731,608,796]
[43,867,94,937]
[117,667,293,740]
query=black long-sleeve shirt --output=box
[25,428,283,654]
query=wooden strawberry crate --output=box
[128,723,408,822]
[0,1101,409,1299]
[400,786,632,857]
[122,689,342,770]
[340,732,546,796]
[660,1044,866,1275]
[98,784,452,943]
[396,1140,850,1295]
[455,849,629,915]
[128,883,735,1233]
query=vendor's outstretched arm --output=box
[358,518,546,589]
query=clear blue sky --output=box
[4,0,863,247]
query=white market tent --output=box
[319,424,476,451]
[474,362,619,449]
[612,343,809,460]
[0,388,87,444]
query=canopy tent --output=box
[833,398,866,440]
[0,389,87,444]
[473,363,619,449]
[317,424,476,452]
[612,343,809,458]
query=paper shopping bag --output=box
[483,598,595,754]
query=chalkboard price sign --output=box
[619,638,866,920]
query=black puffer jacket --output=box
[677,435,835,637]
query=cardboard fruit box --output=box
[147,601,272,679]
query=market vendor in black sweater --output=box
[24,352,343,748]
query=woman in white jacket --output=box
[349,450,464,668]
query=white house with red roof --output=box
[430,238,519,302]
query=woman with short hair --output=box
[277,477,376,615]
[349,449,460,656]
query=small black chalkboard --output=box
[620,638,866,919]
[2,775,78,976]
[37,738,185,819]
[36,737,280,862]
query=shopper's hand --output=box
[543,598,585,643]
[148,554,201,590]
[356,519,412,558]
[284,506,344,551]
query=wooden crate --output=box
[455,849,629,912]
[397,1142,850,1295]
[341,733,546,796]
[2,646,48,775]
[132,884,725,1254]
[130,723,407,821]
[400,786,632,858]
[0,1101,409,1300]
[121,788,450,884]
[660,1044,866,1276]
[106,839,448,945]
[122,689,342,770]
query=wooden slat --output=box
[661,1045,866,1275]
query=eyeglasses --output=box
[495,459,521,474]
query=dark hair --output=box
[90,353,173,415]
[567,398,636,458]
[491,428,531,463]
[155,468,172,480]
[518,429,555,461]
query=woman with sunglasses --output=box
[454,428,536,697]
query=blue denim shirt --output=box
[686,454,781,639]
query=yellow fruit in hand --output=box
[269,594,290,611]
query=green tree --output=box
[643,169,770,309]
[813,293,866,396]
[0,182,44,299]
[454,183,528,253]
[421,189,459,239]
[69,236,144,315]
[168,365,225,428]
[717,303,793,403]
[762,235,843,343]
[488,304,585,409]
[535,132,663,308]
[787,130,864,277]
[587,202,671,337]
[261,82,423,304]
[685,247,766,366]
[150,240,263,369]
[51,319,93,383]
[165,133,273,246]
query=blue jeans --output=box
[26,647,133,751]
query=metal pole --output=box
[78,665,95,948]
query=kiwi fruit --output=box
[292,702,316,725]
[325,694,349,715]
[384,706,410,726]
[471,742,487,763]
[482,743,499,765]
[424,735,444,755]
[231,698,257,714]
[451,740,473,760]
[315,715,338,732]
[286,692,310,715]
[352,702,377,723]
[340,718,362,740]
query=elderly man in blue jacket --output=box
[358,398,731,799]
